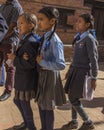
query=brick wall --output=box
[0,0,91,44]
[0,0,103,62]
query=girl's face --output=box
[75,17,90,34]
[18,16,34,35]
[38,13,55,32]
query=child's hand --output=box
[23,52,29,60]
[91,79,97,90]
[7,53,15,61]
[36,54,43,64]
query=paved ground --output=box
[0,63,104,130]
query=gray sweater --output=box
[72,33,99,79]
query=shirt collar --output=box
[80,31,89,40]
[21,32,33,40]
[44,30,53,40]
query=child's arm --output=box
[86,36,99,79]
[38,41,66,70]
[13,42,37,70]
[86,36,99,90]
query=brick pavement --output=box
[0,64,104,130]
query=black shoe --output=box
[78,121,95,130]
[13,122,26,130]
[0,91,11,101]
[0,83,5,86]
[61,120,78,129]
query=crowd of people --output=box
[0,0,103,130]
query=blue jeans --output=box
[0,64,5,85]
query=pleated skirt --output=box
[64,66,89,99]
[35,69,66,110]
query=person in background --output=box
[0,0,23,101]
[0,13,8,87]
[62,14,98,130]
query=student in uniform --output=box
[36,7,66,130]
[62,14,98,130]
[7,13,39,130]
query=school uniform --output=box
[64,31,98,122]
[65,31,98,99]
[13,33,39,130]
[36,30,66,130]
[14,33,39,99]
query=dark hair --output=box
[79,13,94,29]
[39,7,59,19]
[72,14,95,46]
[20,13,38,33]
[38,7,59,41]
[7,0,13,1]
[6,0,13,3]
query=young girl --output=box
[7,13,39,130]
[62,14,98,130]
[36,7,66,130]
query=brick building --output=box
[0,0,104,61]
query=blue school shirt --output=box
[39,31,65,71]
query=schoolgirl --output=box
[62,14,98,130]
[35,7,66,130]
[7,13,39,130]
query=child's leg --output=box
[45,110,54,130]
[61,105,78,129]
[70,97,94,130]
[72,106,78,122]
[14,98,27,124]
[70,98,89,121]
[20,100,36,130]
[39,107,54,130]
[39,107,47,130]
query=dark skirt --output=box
[35,69,66,110]
[64,66,89,99]
[14,90,35,101]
